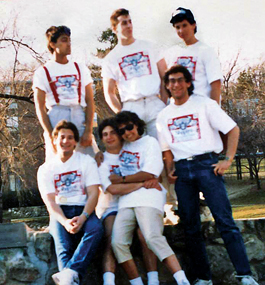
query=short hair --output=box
[110,8,130,28]
[45,25,71,54]
[52,120,79,142]
[164,65,194,97]
[170,7,197,34]
[98,117,119,139]
[115,111,146,136]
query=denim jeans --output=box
[49,205,103,277]
[174,154,251,280]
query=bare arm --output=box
[109,171,154,184]
[212,126,240,175]
[163,150,177,184]
[107,182,144,195]
[157,58,168,104]
[34,88,53,138]
[70,184,100,234]
[103,77,122,113]
[210,80,221,104]
[80,83,95,147]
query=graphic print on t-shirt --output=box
[175,57,197,80]
[53,74,79,100]
[119,51,152,80]
[168,114,201,143]
[109,165,121,176]
[119,150,140,175]
[54,170,84,197]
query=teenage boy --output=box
[102,8,167,139]
[97,117,159,285]
[159,7,222,104]
[156,65,259,285]
[33,25,98,160]
[37,120,103,285]
[111,111,190,285]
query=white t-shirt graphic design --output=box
[119,150,140,175]
[175,56,197,81]
[119,51,152,80]
[168,114,201,143]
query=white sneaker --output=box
[193,279,213,285]
[240,276,259,285]
[52,268,79,285]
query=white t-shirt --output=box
[118,135,166,213]
[33,60,93,109]
[163,41,222,98]
[97,152,120,219]
[37,152,100,206]
[102,39,161,102]
[156,96,237,161]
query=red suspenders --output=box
[43,62,81,104]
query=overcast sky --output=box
[1,0,265,75]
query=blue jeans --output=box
[174,155,251,280]
[49,205,103,277]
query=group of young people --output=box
[33,6,259,285]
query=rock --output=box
[9,258,40,282]
[243,234,265,261]
[0,262,7,285]
[34,232,53,262]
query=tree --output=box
[222,62,265,189]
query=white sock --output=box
[129,277,144,285]
[173,270,189,284]
[103,272,115,285]
[147,271,159,284]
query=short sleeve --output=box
[37,164,55,197]
[101,57,116,80]
[32,66,48,93]
[203,47,223,84]
[156,113,171,152]
[141,137,164,177]
[98,162,112,193]
[83,157,101,187]
[206,100,237,134]
[80,63,93,87]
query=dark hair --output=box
[46,25,71,53]
[115,111,146,136]
[98,117,119,139]
[110,8,130,28]
[164,65,194,97]
[171,7,197,34]
[52,120,79,142]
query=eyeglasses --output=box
[168,77,185,85]
[118,123,134,135]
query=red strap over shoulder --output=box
[74,62,81,104]
[43,66,60,104]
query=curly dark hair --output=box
[98,117,119,139]
[115,111,146,136]
[164,64,194,97]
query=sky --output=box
[1,0,265,77]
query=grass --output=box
[229,182,265,219]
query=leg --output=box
[66,212,104,277]
[174,162,212,281]
[102,214,117,274]
[111,208,140,280]
[49,216,76,271]
[196,159,251,276]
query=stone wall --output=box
[1,219,265,285]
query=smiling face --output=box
[118,122,140,142]
[166,72,191,105]
[174,19,196,45]
[101,125,123,153]
[113,15,133,41]
[50,34,71,56]
[53,128,77,158]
